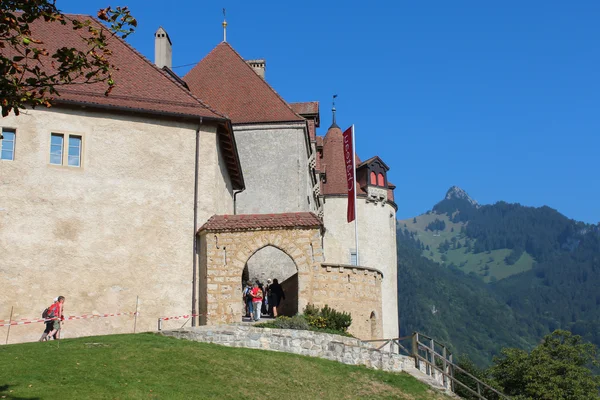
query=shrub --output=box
[271,315,310,330]
[304,304,352,332]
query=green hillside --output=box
[396,228,537,366]
[398,212,535,282]
[0,333,450,400]
[397,186,600,367]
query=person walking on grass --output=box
[39,297,58,342]
[269,279,285,317]
[250,282,263,322]
[46,296,65,340]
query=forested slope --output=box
[397,187,600,366]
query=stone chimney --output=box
[246,59,266,79]
[154,27,172,69]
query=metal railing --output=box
[362,332,510,400]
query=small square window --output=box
[1,128,15,161]
[50,133,64,165]
[68,135,82,167]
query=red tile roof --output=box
[9,15,245,190]
[320,128,396,200]
[184,42,304,124]
[198,212,323,233]
[18,15,225,120]
[320,127,365,196]
[291,102,319,116]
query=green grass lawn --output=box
[0,333,449,400]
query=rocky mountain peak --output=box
[445,186,479,207]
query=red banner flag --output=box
[342,126,356,222]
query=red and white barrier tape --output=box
[0,312,139,327]
[159,314,199,321]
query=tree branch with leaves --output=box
[0,0,137,117]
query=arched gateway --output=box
[196,212,384,338]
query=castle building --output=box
[0,16,397,341]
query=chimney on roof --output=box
[154,27,172,69]
[246,59,266,79]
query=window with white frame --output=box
[50,133,82,167]
[50,133,64,165]
[68,135,82,167]
[1,128,15,161]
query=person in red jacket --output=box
[46,296,65,340]
[250,283,263,322]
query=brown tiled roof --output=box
[291,102,319,116]
[184,42,304,124]
[320,128,397,200]
[357,156,390,171]
[10,15,245,190]
[321,126,365,196]
[198,212,323,233]
[19,15,225,120]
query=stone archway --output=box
[196,213,324,326]
[243,245,299,317]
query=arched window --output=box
[370,311,377,339]
[377,173,385,187]
[370,171,377,185]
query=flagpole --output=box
[352,124,359,265]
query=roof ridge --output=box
[80,14,226,120]
[219,42,304,122]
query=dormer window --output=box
[356,156,389,192]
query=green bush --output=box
[260,315,310,330]
[304,304,352,332]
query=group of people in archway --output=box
[243,278,285,322]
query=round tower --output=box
[319,110,398,339]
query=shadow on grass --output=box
[0,384,41,400]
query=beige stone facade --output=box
[197,226,383,339]
[0,107,234,342]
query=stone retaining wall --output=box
[162,325,412,373]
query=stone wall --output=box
[197,227,322,326]
[0,107,234,343]
[310,264,383,339]
[161,325,413,372]
[197,228,383,339]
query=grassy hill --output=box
[0,333,450,400]
[398,212,535,282]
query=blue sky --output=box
[61,1,600,223]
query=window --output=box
[1,128,15,161]
[50,133,83,167]
[68,135,82,167]
[50,134,64,165]
[370,171,376,185]
[377,173,385,187]
[350,250,357,266]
